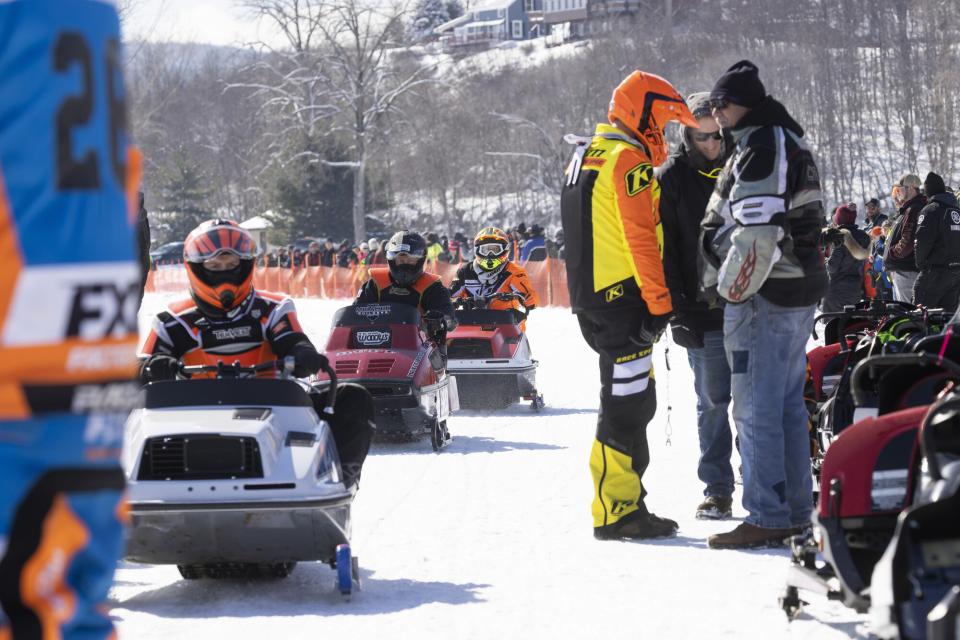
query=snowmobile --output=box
[807,305,950,495]
[870,387,960,640]
[320,302,456,450]
[446,292,543,411]
[781,345,960,619]
[123,358,361,593]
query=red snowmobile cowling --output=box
[318,303,455,449]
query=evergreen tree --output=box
[153,146,214,244]
[410,0,464,40]
[264,140,356,244]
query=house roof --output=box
[456,18,505,29]
[470,0,516,13]
[435,13,472,33]
[239,215,273,231]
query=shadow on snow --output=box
[112,563,489,619]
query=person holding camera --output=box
[821,204,872,312]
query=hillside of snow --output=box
[114,296,867,639]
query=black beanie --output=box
[924,171,946,196]
[711,60,766,108]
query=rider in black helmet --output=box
[355,230,457,341]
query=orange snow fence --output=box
[145,258,576,307]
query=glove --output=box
[291,344,326,378]
[423,310,447,333]
[141,354,179,383]
[636,313,672,345]
[670,321,705,350]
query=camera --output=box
[820,227,844,247]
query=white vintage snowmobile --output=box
[122,358,360,593]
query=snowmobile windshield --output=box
[334,303,423,327]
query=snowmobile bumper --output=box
[349,377,450,436]
[447,360,537,409]
[126,495,352,565]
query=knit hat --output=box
[686,92,712,119]
[710,60,766,108]
[833,204,856,226]
[866,198,880,206]
[924,171,946,196]
[898,174,921,188]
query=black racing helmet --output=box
[385,230,427,287]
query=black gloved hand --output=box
[636,312,672,345]
[141,354,179,383]
[423,309,447,332]
[291,344,326,378]
[670,321,705,350]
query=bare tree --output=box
[239,0,438,242]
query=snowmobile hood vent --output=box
[137,435,263,481]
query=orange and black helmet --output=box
[608,71,697,167]
[183,219,257,316]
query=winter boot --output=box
[594,510,678,540]
[695,495,733,520]
[707,522,803,550]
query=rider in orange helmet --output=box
[140,219,325,380]
[561,70,696,541]
[449,226,540,329]
[139,219,375,487]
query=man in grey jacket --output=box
[700,60,827,549]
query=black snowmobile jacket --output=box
[822,224,871,312]
[883,194,927,273]
[699,97,828,307]
[914,192,960,270]
[656,137,727,335]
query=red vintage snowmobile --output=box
[319,303,457,451]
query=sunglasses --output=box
[708,97,729,110]
[691,131,723,142]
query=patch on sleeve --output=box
[624,163,653,196]
[731,350,749,374]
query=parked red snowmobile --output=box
[806,304,949,497]
[319,303,456,450]
[446,292,543,411]
[782,333,960,620]
[870,386,960,639]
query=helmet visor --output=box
[386,244,425,261]
[476,242,507,258]
[185,226,257,263]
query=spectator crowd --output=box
[250,223,566,270]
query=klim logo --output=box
[605,284,624,303]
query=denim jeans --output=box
[724,296,815,529]
[686,329,734,499]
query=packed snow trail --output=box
[114,296,865,639]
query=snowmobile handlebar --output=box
[919,391,960,482]
[178,358,295,379]
[453,292,526,311]
[812,304,950,341]
[317,358,338,413]
[850,352,960,407]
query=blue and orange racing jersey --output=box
[0,0,142,419]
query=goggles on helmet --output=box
[476,242,507,258]
[386,244,425,261]
[185,226,257,263]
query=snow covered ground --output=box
[115,296,866,639]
